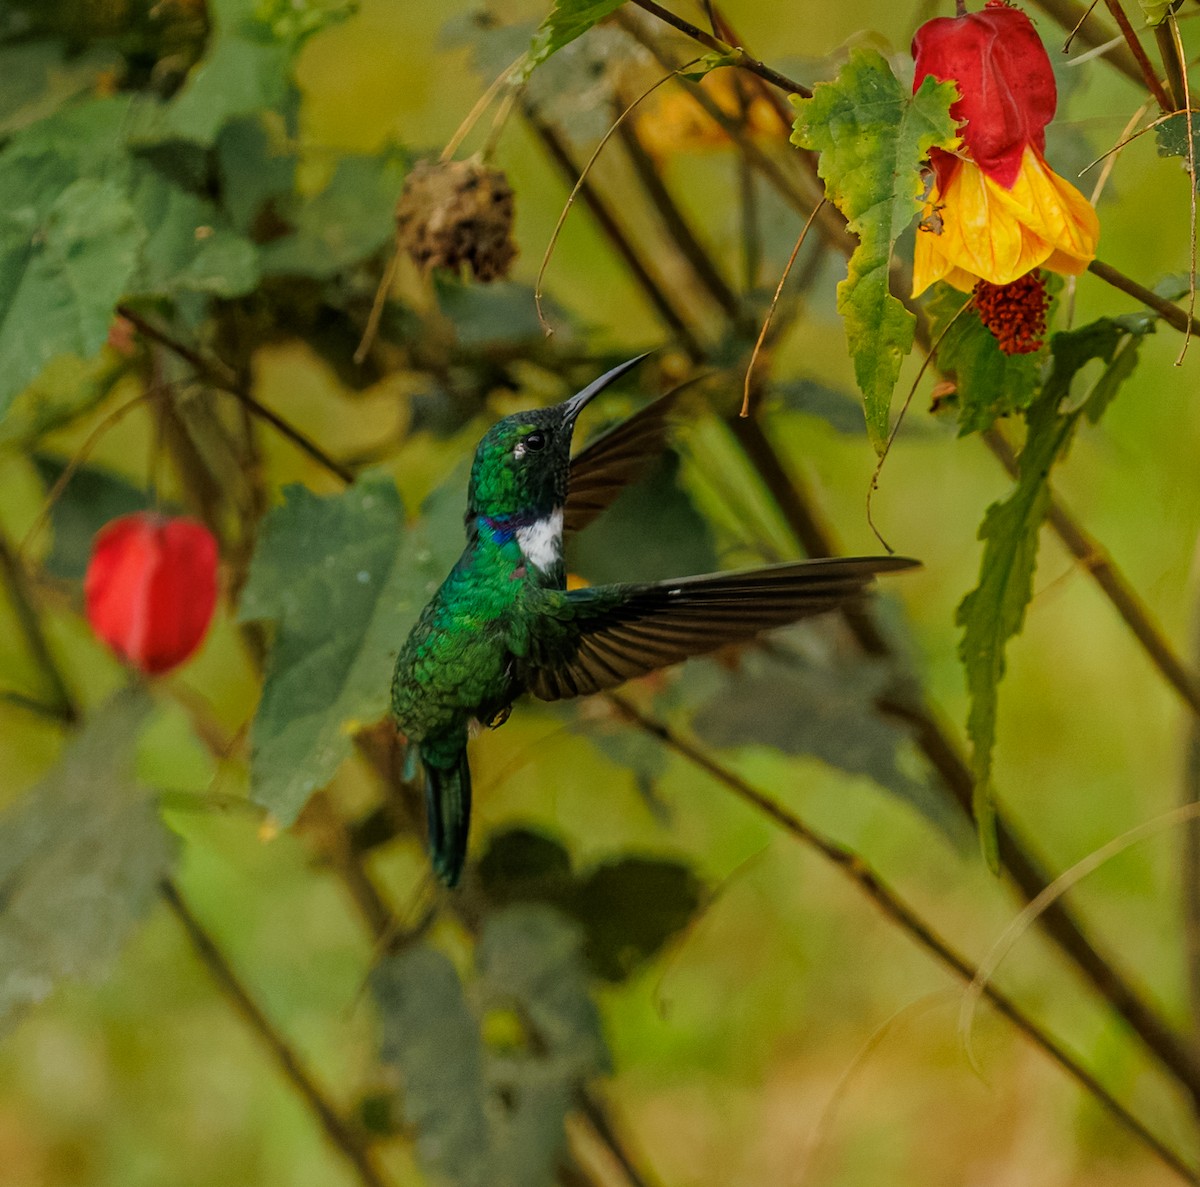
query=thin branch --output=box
[577,1090,663,1187]
[627,0,811,98]
[0,526,78,724]
[160,879,394,1187]
[1087,258,1200,335]
[1102,0,1176,110]
[1185,554,1200,1060]
[604,694,1199,1183]
[116,305,356,486]
[1029,0,1154,86]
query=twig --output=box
[627,0,811,98]
[1087,258,1200,336]
[603,693,1200,1183]
[0,526,78,724]
[1029,0,1155,85]
[160,879,393,1187]
[577,1090,663,1187]
[1102,0,1176,110]
[741,200,826,417]
[1185,553,1200,1062]
[116,305,356,486]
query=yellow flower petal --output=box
[912,147,1099,296]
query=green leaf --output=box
[259,152,408,280]
[0,176,143,420]
[689,651,956,834]
[574,858,703,982]
[956,318,1148,863]
[240,472,449,825]
[0,689,175,1032]
[372,947,490,1187]
[791,51,959,450]
[1139,0,1173,26]
[524,0,628,78]
[129,0,291,147]
[925,284,1044,435]
[125,166,260,298]
[0,40,121,136]
[1154,112,1200,187]
[477,906,608,1186]
[373,909,607,1187]
[31,455,153,582]
[679,51,740,84]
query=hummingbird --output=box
[391,356,917,886]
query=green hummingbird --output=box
[391,357,917,886]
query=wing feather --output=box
[524,556,917,701]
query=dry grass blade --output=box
[959,800,1200,1071]
[740,199,826,418]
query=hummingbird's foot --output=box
[485,705,512,730]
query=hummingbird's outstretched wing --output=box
[564,379,702,536]
[523,556,918,701]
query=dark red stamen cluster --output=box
[972,272,1049,354]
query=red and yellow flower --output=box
[911,2,1099,300]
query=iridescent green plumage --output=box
[391,358,917,885]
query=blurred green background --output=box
[2,0,1200,1184]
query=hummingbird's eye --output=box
[523,431,547,451]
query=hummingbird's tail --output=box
[421,748,472,887]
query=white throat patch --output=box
[516,507,564,572]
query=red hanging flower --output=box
[911,2,1099,298]
[85,513,219,675]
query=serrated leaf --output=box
[690,650,955,834]
[0,689,175,1032]
[791,51,959,449]
[125,166,261,298]
[259,153,408,280]
[240,472,451,825]
[524,0,627,78]
[574,858,703,982]
[1155,112,1200,187]
[128,0,291,147]
[477,906,608,1186]
[925,283,1043,435]
[1139,0,1172,25]
[0,40,121,136]
[372,947,490,1187]
[0,176,143,419]
[957,318,1148,863]
[374,909,607,1187]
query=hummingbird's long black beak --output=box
[561,353,651,426]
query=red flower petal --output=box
[913,3,1057,188]
[84,513,219,675]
